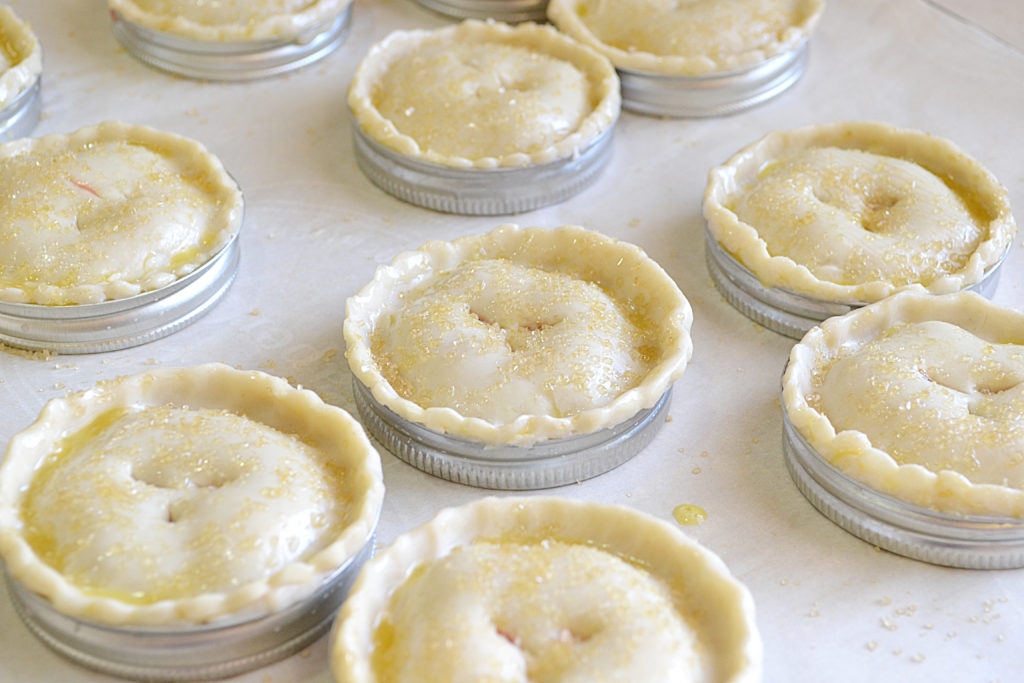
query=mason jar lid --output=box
[0,77,40,142]
[353,378,670,489]
[109,7,352,80]
[782,408,1024,569]
[705,229,1008,339]
[5,539,373,680]
[619,42,809,117]
[351,118,615,215]
[414,0,548,23]
[0,233,240,354]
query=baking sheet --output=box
[0,0,1021,680]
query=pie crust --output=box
[347,20,620,170]
[783,291,1024,518]
[704,121,1016,305]
[344,224,693,447]
[547,0,824,77]
[107,0,351,42]
[0,363,384,626]
[0,6,41,110]
[0,121,244,306]
[331,496,761,683]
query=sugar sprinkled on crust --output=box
[344,224,693,446]
[331,497,762,683]
[548,0,824,76]
[0,122,243,306]
[109,0,350,42]
[348,21,620,170]
[783,291,1024,517]
[372,259,649,423]
[704,121,1016,305]
[0,364,384,626]
[375,540,704,682]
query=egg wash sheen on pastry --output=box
[373,42,591,160]
[0,133,238,305]
[371,539,705,683]
[371,259,653,423]
[733,147,985,287]
[813,320,1024,489]
[574,0,811,61]
[20,405,351,603]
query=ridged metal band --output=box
[0,234,240,354]
[412,0,548,23]
[110,7,352,81]
[781,408,1024,569]
[4,539,373,681]
[0,77,41,142]
[353,378,670,489]
[619,43,808,118]
[705,230,1007,339]
[351,119,615,216]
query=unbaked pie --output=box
[547,0,824,76]
[0,121,243,306]
[703,121,1016,334]
[345,224,692,451]
[783,291,1024,519]
[332,496,761,682]
[0,6,41,111]
[108,0,351,42]
[348,19,619,170]
[0,363,384,627]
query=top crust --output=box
[547,0,824,76]
[0,121,244,306]
[0,6,41,109]
[375,540,703,681]
[109,0,351,42]
[331,496,762,683]
[344,224,692,446]
[704,121,1016,305]
[347,20,620,170]
[783,291,1024,518]
[0,364,385,626]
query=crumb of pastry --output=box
[0,343,56,360]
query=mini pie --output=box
[783,291,1024,518]
[704,121,1016,305]
[108,0,351,42]
[331,496,761,683]
[347,20,620,170]
[0,6,41,110]
[0,363,384,626]
[0,121,243,306]
[344,224,693,446]
[547,0,824,76]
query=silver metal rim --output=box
[705,230,1008,339]
[5,539,373,681]
[781,407,1024,569]
[0,77,41,142]
[350,119,615,216]
[619,42,808,118]
[0,233,240,354]
[412,0,548,23]
[353,378,670,489]
[110,8,351,80]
